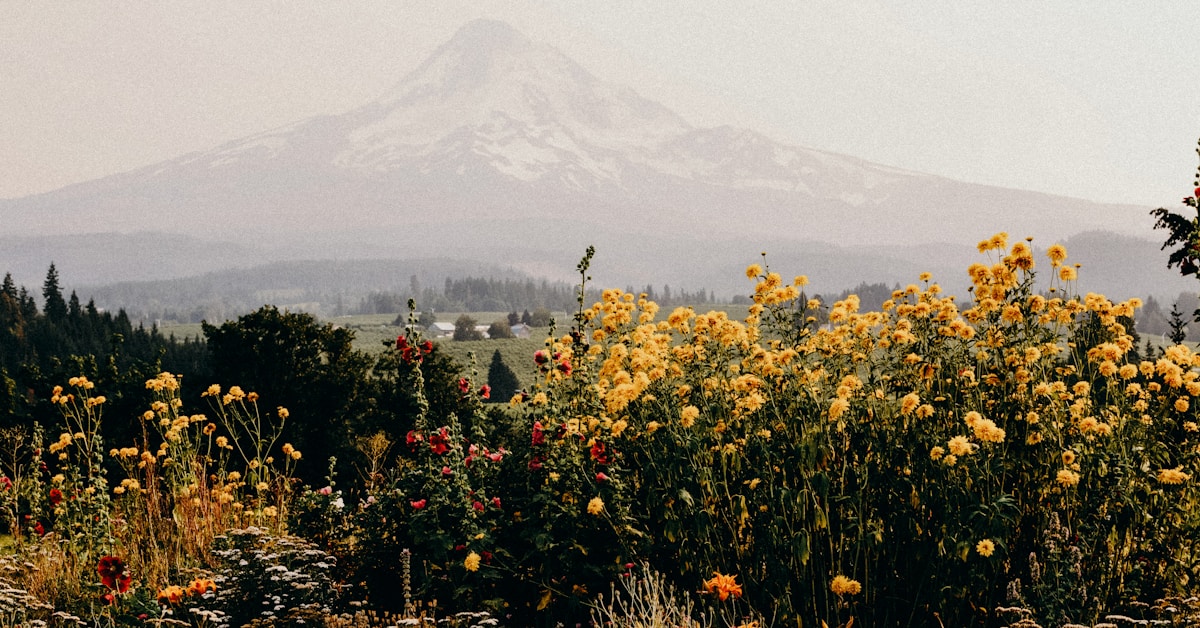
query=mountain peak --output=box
[448,18,528,52]
[378,18,541,105]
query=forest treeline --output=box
[0,267,537,484]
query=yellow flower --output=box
[1046,243,1067,265]
[1061,450,1076,466]
[745,264,763,279]
[587,496,604,515]
[830,574,862,596]
[828,398,850,421]
[1157,467,1191,485]
[947,436,975,457]
[464,551,482,572]
[1059,266,1077,281]
[976,538,995,557]
[900,393,920,416]
[1056,469,1080,487]
[277,406,290,419]
[929,446,945,461]
[680,405,700,427]
[1175,398,1190,413]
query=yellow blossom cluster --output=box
[830,575,862,596]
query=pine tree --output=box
[42,263,68,321]
[486,349,520,403]
[1169,302,1188,345]
[1,273,15,300]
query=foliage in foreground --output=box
[2,232,1200,627]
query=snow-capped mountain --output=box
[0,19,1164,296]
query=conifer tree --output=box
[486,349,520,403]
[41,263,68,321]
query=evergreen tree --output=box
[41,264,68,321]
[1,273,15,300]
[1169,302,1188,345]
[68,291,82,318]
[486,349,520,403]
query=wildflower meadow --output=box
[3,142,1200,627]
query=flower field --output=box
[2,233,1200,628]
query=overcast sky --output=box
[2,1,1197,205]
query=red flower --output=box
[473,501,485,511]
[531,421,546,446]
[492,496,502,508]
[596,472,610,482]
[101,592,116,605]
[49,488,64,506]
[557,360,573,376]
[458,378,470,394]
[0,476,11,491]
[97,556,132,593]
[441,466,453,477]
[396,335,409,350]
[1194,186,1200,198]
[479,385,491,399]
[589,441,610,465]
[487,451,503,463]
[34,521,45,536]
[429,428,449,455]
[534,350,550,366]
[411,499,427,509]
[422,340,433,352]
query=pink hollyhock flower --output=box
[410,499,427,509]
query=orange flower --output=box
[188,577,216,596]
[703,571,743,601]
[157,585,185,605]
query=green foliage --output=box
[453,314,483,341]
[486,319,514,339]
[1151,137,1200,282]
[202,306,375,483]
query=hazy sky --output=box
[2,1,1197,205]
